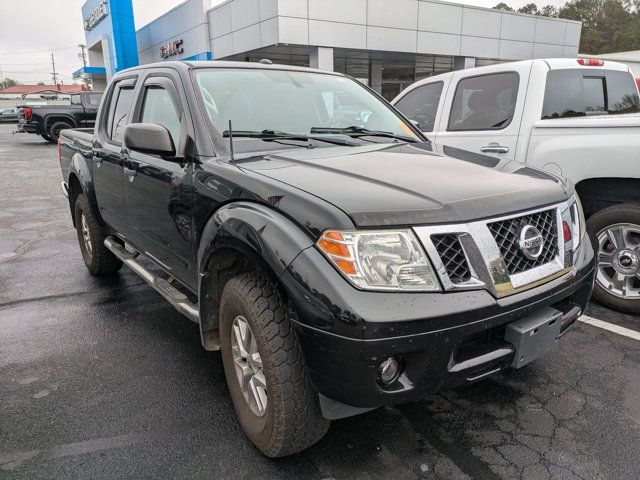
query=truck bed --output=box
[528,114,640,183]
[60,128,94,150]
[534,113,640,130]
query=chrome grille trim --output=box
[488,209,558,275]
[414,201,573,298]
[431,234,472,284]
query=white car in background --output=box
[393,58,640,313]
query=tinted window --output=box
[109,87,134,143]
[583,77,606,113]
[140,86,181,149]
[394,82,444,132]
[87,93,102,107]
[606,70,640,114]
[542,69,640,119]
[448,73,519,131]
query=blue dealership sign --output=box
[81,0,139,77]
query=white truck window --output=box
[448,73,519,131]
[394,82,444,132]
[542,69,640,119]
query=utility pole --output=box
[78,44,88,68]
[50,53,59,85]
[78,44,92,89]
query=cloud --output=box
[0,0,186,84]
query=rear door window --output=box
[394,82,444,132]
[86,93,102,107]
[448,73,519,131]
[107,86,135,144]
[542,69,640,119]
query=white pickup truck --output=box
[392,58,640,313]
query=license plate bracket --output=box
[505,306,562,369]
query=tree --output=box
[494,2,515,11]
[558,0,640,53]
[518,3,540,14]
[0,78,18,90]
[539,5,559,16]
[494,0,640,54]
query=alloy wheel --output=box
[596,223,640,300]
[81,212,92,258]
[231,315,267,417]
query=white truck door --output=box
[433,63,532,161]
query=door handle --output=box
[124,166,137,177]
[481,143,509,154]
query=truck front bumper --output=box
[279,237,595,412]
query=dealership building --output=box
[76,0,582,98]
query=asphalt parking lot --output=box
[1,123,639,480]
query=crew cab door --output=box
[432,64,531,161]
[92,77,137,233]
[122,72,196,287]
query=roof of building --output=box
[0,84,89,95]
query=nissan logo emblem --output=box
[518,225,544,260]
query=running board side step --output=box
[104,237,201,325]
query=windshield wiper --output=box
[309,126,419,143]
[222,129,358,147]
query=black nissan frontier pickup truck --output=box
[58,61,595,457]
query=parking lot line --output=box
[579,315,640,341]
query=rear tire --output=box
[74,194,122,276]
[219,272,330,457]
[48,121,71,143]
[587,203,640,314]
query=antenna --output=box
[228,120,234,161]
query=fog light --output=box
[378,357,401,386]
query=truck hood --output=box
[239,143,571,226]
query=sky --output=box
[0,0,569,85]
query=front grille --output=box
[488,209,558,275]
[431,234,472,283]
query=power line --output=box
[0,46,79,56]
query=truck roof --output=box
[393,58,633,96]
[113,60,345,79]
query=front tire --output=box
[219,272,330,457]
[74,194,122,276]
[587,203,640,314]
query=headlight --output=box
[316,229,441,291]
[569,194,586,251]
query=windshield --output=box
[194,68,418,150]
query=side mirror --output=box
[124,123,176,157]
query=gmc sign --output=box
[160,39,184,59]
